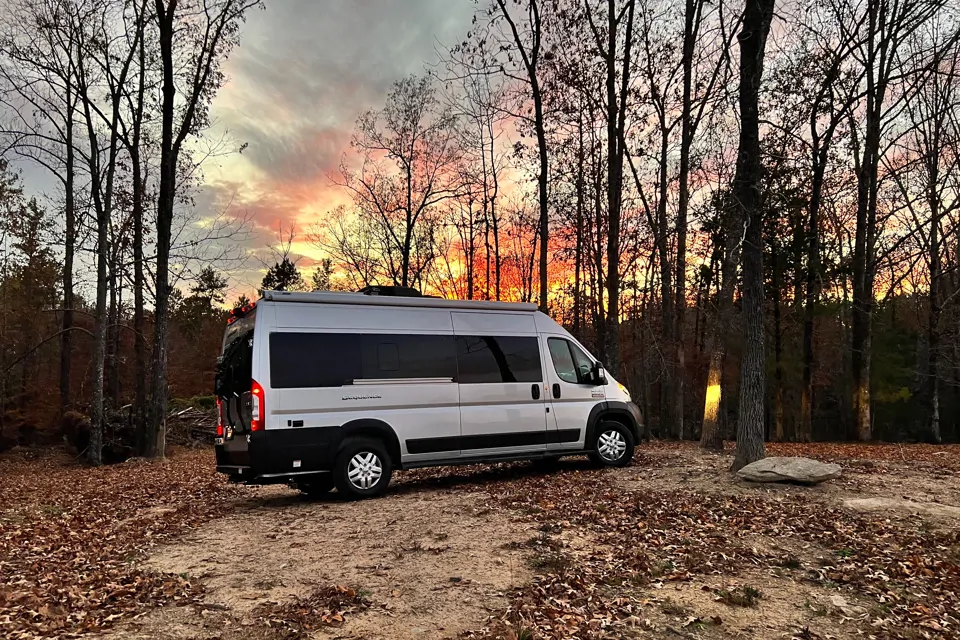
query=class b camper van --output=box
[214,287,643,499]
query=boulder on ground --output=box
[737,456,841,485]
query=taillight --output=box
[216,398,224,437]
[251,379,264,431]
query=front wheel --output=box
[333,438,393,500]
[588,421,635,468]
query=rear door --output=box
[453,312,547,457]
[544,336,604,451]
[214,304,259,469]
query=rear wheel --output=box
[333,437,392,500]
[588,421,635,468]
[297,474,334,497]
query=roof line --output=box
[261,290,539,312]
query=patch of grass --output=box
[517,627,536,640]
[717,585,762,607]
[835,548,854,559]
[40,504,66,516]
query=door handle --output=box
[552,383,561,399]
[531,384,540,400]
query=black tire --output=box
[589,421,635,468]
[297,474,335,497]
[333,437,393,500]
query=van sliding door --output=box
[451,310,548,457]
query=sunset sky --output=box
[197,0,475,296]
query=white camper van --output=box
[214,288,643,499]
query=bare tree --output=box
[849,0,949,441]
[732,0,776,472]
[336,75,461,289]
[146,0,262,459]
[0,0,82,417]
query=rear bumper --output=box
[215,427,340,483]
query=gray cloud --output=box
[218,0,475,189]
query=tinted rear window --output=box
[456,336,543,383]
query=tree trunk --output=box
[731,0,775,473]
[851,0,886,443]
[674,0,696,441]
[146,0,178,459]
[132,21,148,447]
[603,0,634,377]
[534,85,549,313]
[799,160,826,443]
[657,128,675,437]
[926,174,942,444]
[699,202,741,452]
[772,254,785,442]
[59,94,75,417]
[574,110,584,336]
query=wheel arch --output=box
[586,401,641,445]
[338,418,402,468]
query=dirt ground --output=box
[101,480,537,640]
[3,442,958,640]
[94,442,960,640]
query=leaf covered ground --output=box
[1,442,958,639]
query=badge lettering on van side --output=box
[342,394,382,401]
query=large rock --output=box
[736,456,841,485]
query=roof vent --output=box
[359,285,424,297]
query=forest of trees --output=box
[1,0,958,465]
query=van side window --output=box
[270,333,457,388]
[548,338,593,384]
[361,335,457,380]
[456,336,543,383]
[270,333,362,388]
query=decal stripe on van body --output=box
[406,429,581,454]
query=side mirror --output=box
[591,362,607,386]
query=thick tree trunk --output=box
[145,1,178,459]
[851,0,885,443]
[731,0,775,473]
[603,0,634,377]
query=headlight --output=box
[617,382,631,399]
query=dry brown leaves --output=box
[239,585,372,639]
[0,448,242,638]
[443,444,960,640]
